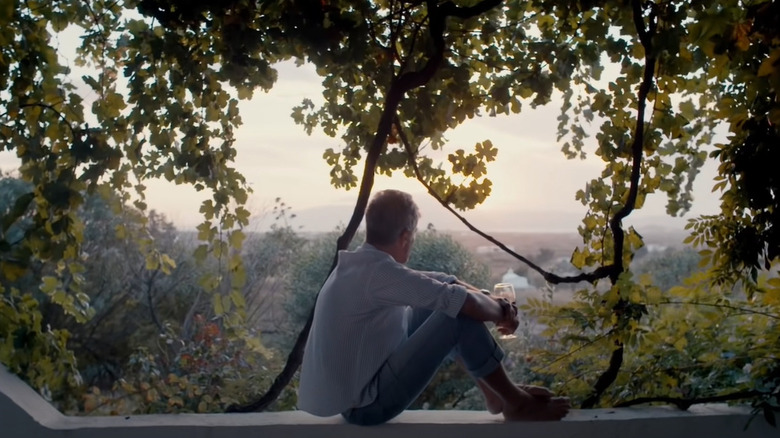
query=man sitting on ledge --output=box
[298,189,570,425]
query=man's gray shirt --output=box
[297,243,469,416]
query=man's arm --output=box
[453,279,518,328]
[458,289,518,334]
[459,290,504,322]
[405,269,517,331]
[417,271,457,284]
[453,279,482,291]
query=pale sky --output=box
[130,60,722,234]
[0,27,723,235]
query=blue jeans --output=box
[341,308,504,425]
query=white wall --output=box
[1,366,776,438]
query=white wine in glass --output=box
[493,283,516,339]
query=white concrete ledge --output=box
[1,366,775,438]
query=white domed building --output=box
[501,268,529,289]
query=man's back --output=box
[297,245,406,416]
[297,244,467,416]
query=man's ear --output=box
[400,229,413,247]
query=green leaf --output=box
[474,140,498,162]
[679,100,695,121]
[194,244,209,263]
[146,253,160,271]
[213,293,224,316]
[40,276,59,294]
[1,261,28,281]
[228,230,245,249]
[160,253,176,274]
[2,192,34,232]
[757,49,780,77]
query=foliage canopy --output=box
[1,0,779,419]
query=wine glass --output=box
[493,283,516,339]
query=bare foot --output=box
[502,396,571,422]
[484,385,554,415]
[485,393,503,414]
[520,385,553,401]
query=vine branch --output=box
[581,0,658,409]
[227,0,504,413]
[395,116,615,285]
[609,0,657,281]
[657,301,780,321]
[17,102,80,138]
[530,331,613,374]
[616,390,762,409]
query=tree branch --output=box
[530,330,613,374]
[145,268,165,333]
[396,117,615,285]
[581,0,658,409]
[439,0,503,19]
[657,301,780,321]
[17,102,79,138]
[581,345,623,408]
[616,390,762,409]
[609,0,657,280]
[226,0,509,413]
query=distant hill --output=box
[249,194,697,240]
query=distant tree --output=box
[241,225,307,332]
[282,230,362,345]
[534,248,556,267]
[633,248,702,292]
[0,175,197,391]
[407,230,491,287]
[57,201,196,388]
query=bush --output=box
[78,315,294,414]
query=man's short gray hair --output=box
[365,190,420,246]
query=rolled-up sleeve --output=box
[419,271,458,284]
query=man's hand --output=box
[495,298,519,336]
[459,289,519,327]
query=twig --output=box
[616,390,762,409]
[395,115,616,285]
[657,301,780,321]
[530,331,613,374]
[145,268,165,333]
[17,102,79,138]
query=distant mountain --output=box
[248,195,694,243]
